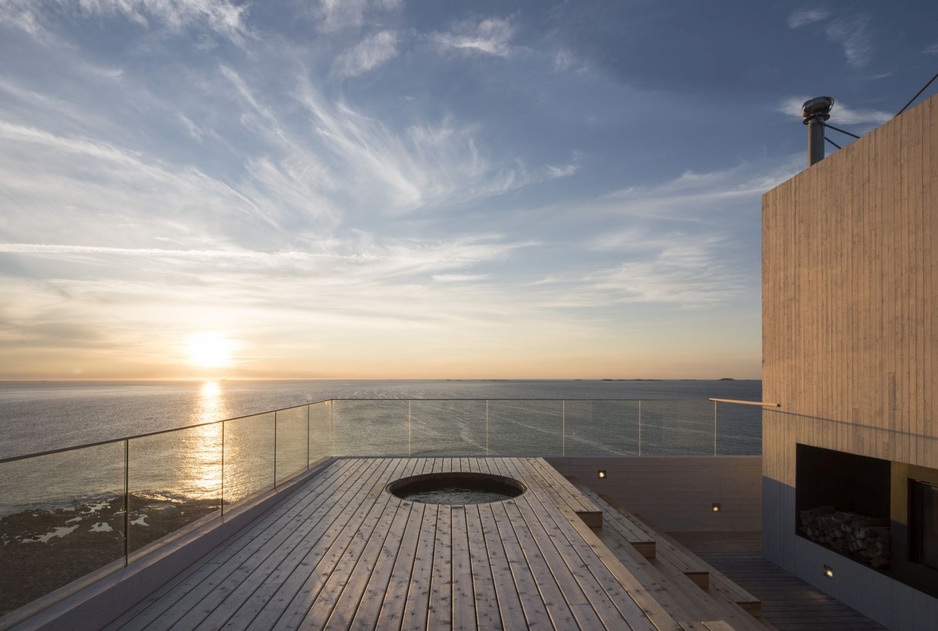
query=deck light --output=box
[712,503,721,512]
[597,470,607,479]
[824,565,834,579]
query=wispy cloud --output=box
[546,152,582,179]
[313,0,401,32]
[925,42,938,54]
[431,17,515,57]
[787,7,830,29]
[334,30,399,78]
[0,0,250,44]
[601,161,800,222]
[825,17,873,67]
[294,79,529,214]
[786,9,873,68]
[778,96,891,126]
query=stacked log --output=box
[799,507,890,569]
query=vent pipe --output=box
[802,96,835,166]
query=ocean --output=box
[0,379,763,460]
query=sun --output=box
[185,333,235,369]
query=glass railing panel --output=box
[408,400,487,456]
[127,425,222,553]
[638,399,713,455]
[564,400,641,456]
[0,442,125,617]
[486,400,564,456]
[715,403,762,455]
[275,406,308,484]
[223,412,275,507]
[331,400,409,457]
[309,401,332,464]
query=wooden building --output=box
[762,93,938,629]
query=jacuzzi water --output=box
[400,486,516,505]
[388,472,525,505]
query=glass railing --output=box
[0,397,758,619]
[328,398,762,457]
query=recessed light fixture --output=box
[597,470,607,479]
[712,503,721,512]
[824,565,834,579]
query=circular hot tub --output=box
[387,472,526,505]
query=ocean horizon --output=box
[0,379,762,461]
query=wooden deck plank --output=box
[490,458,602,629]
[451,505,476,631]
[202,459,382,630]
[428,504,453,628]
[504,457,672,631]
[216,458,391,631]
[522,457,603,527]
[400,503,439,629]
[242,458,400,630]
[477,501,528,630]
[314,462,416,628]
[115,458,372,631]
[489,500,554,629]
[371,501,426,630]
[499,459,647,630]
[464,503,503,631]
[346,459,422,630]
[293,458,410,629]
[112,458,687,631]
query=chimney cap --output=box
[802,96,835,124]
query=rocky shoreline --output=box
[0,494,219,617]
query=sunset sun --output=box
[185,333,235,369]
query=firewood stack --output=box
[799,506,890,569]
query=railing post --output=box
[408,400,412,457]
[306,404,310,470]
[562,400,566,457]
[221,420,225,516]
[638,400,642,457]
[273,411,278,488]
[123,439,129,565]
[485,400,489,456]
[713,400,718,456]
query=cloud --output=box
[553,48,574,71]
[431,17,515,57]
[600,161,800,222]
[925,42,938,54]
[294,80,530,214]
[546,152,583,179]
[786,9,873,68]
[778,96,891,126]
[787,8,830,29]
[825,17,872,67]
[334,30,399,78]
[0,0,250,44]
[313,0,401,32]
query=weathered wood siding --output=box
[761,93,938,629]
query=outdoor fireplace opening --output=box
[387,472,526,505]
[796,444,891,569]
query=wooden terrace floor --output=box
[106,457,677,631]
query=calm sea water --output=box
[0,379,761,460]
[0,379,763,516]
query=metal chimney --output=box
[802,96,835,166]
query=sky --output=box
[0,1,936,381]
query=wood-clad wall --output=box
[761,93,938,629]
[763,92,936,468]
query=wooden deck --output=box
[105,457,679,631]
